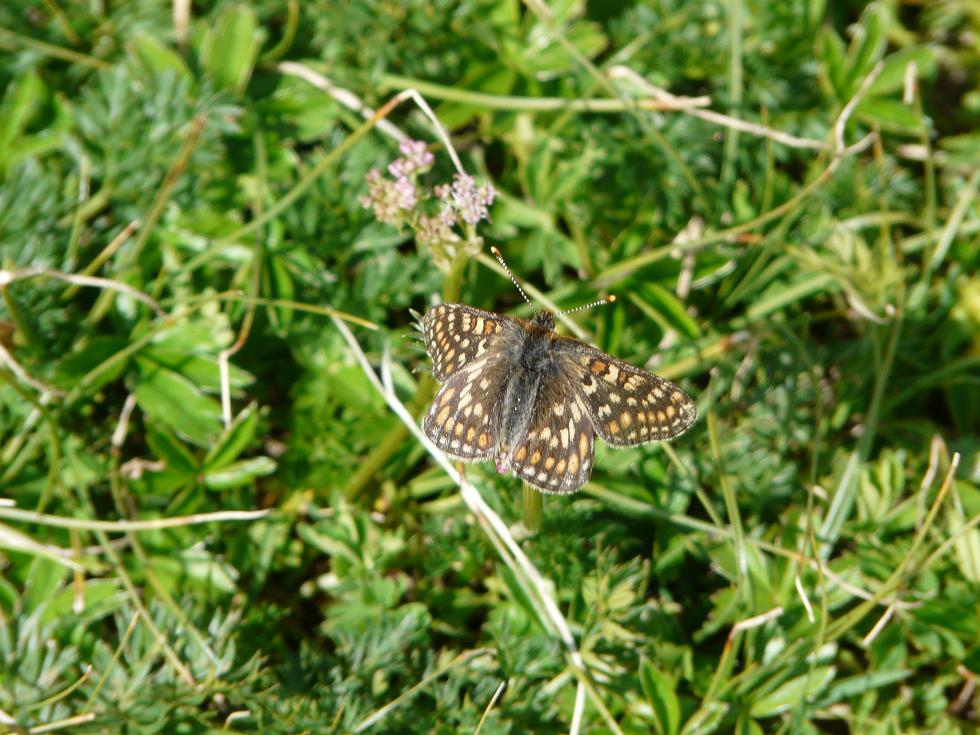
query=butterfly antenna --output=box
[490,246,533,307]
[560,293,616,315]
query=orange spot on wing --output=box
[568,453,579,475]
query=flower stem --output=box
[522,485,542,534]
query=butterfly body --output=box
[421,303,696,494]
[496,311,560,472]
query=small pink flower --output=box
[439,173,496,225]
[392,176,418,209]
[400,139,435,169]
[438,207,458,227]
[360,168,416,224]
[387,139,435,178]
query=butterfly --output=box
[420,252,696,494]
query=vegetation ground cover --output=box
[0,1,978,733]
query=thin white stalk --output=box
[0,267,166,317]
[609,66,827,150]
[277,61,407,142]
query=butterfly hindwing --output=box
[422,357,508,461]
[507,374,595,494]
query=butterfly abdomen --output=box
[496,365,543,468]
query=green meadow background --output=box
[1,1,978,733]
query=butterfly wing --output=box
[422,355,510,461]
[506,372,595,494]
[554,340,697,447]
[422,303,515,382]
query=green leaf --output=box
[264,252,296,333]
[750,666,836,717]
[0,525,83,574]
[737,719,765,735]
[856,98,922,134]
[680,702,728,735]
[141,347,254,392]
[817,669,912,706]
[949,486,980,583]
[202,4,263,94]
[22,558,70,613]
[819,27,847,98]
[0,70,44,166]
[203,456,276,489]
[636,282,701,340]
[297,522,361,565]
[148,548,239,594]
[843,4,887,96]
[640,658,681,735]
[150,319,235,355]
[436,63,517,129]
[145,420,198,475]
[135,357,223,447]
[39,579,126,625]
[135,466,198,496]
[746,273,839,321]
[912,587,980,639]
[129,32,192,79]
[202,402,260,471]
[525,21,607,79]
[868,46,940,97]
[54,336,129,391]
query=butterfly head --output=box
[489,245,614,332]
[531,311,556,331]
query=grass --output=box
[1,1,979,733]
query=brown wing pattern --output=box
[507,374,595,494]
[422,357,509,461]
[556,341,697,447]
[421,303,512,382]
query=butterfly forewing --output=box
[556,342,697,447]
[507,375,594,494]
[421,303,512,382]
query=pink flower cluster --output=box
[436,173,496,226]
[361,169,418,224]
[387,139,434,178]
[360,139,435,224]
[360,139,496,242]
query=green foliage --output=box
[0,0,978,733]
